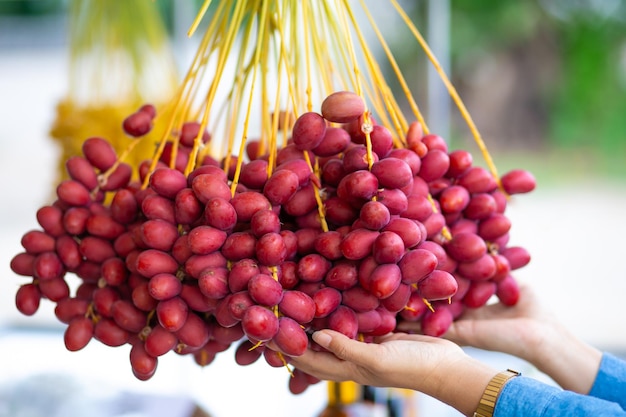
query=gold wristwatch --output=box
[473,369,521,417]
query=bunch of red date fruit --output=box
[9,91,535,393]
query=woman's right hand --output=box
[400,284,602,394]
[443,284,555,360]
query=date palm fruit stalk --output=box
[49,0,179,185]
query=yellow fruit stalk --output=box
[49,0,179,184]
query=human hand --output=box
[444,284,556,361]
[286,329,496,416]
[288,329,464,389]
[399,283,601,394]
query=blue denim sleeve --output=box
[588,352,626,409]
[493,352,626,416]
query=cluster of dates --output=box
[10,92,534,394]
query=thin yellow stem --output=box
[302,151,329,233]
[230,0,272,197]
[426,193,452,241]
[267,61,284,177]
[333,4,356,90]
[277,352,294,377]
[422,298,435,313]
[390,0,501,183]
[308,2,338,98]
[356,0,423,137]
[187,0,213,38]
[302,0,313,112]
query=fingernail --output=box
[312,331,331,348]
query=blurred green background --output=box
[398,1,626,181]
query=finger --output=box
[288,345,354,381]
[457,301,511,320]
[376,332,436,344]
[445,316,517,352]
[394,303,505,336]
[443,319,481,346]
[265,340,279,352]
[313,329,383,366]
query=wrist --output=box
[526,322,602,393]
[428,356,498,417]
[473,369,520,417]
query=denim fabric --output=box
[494,352,626,416]
[589,353,626,410]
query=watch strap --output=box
[473,369,521,417]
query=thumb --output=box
[312,329,374,364]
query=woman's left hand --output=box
[282,329,496,417]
